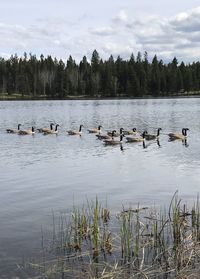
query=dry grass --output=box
[20,193,200,278]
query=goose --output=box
[145,128,162,140]
[6,124,22,133]
[18,126,35,135]
[107,128,124,137]
[67,125,83,135]
[126,131,147,142]
[96,130,116,140]
[44,124,59,134]
[37,123,54,133]
[123,128,138,135]
[103,134,124,145]
[88,125,102,133]
[168,128,189,140]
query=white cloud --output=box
[90,27,116,36]
[112,10,128,24]
[102,42,135,57]
[0,6,200,63]
[170,6,200,32]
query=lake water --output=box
[0,98,200,277]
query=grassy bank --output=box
[18,192,200,279]
[0,91,200,101]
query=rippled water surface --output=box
[0,99,200,276]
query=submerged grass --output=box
[20,193,200,278]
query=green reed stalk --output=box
[92,197,100,253]
[26,193,200,279]
[134,208,140,260]
[120,208,133,261]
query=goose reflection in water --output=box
[120,144,124,152]
[142,139,161,149]
[183,139,189,147]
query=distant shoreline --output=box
[0,92,200,101]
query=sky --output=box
[1,0,200,63]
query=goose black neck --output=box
[142,131,147,138]
[55,125,59,131]
[111,130,116,137]
[32,127,34,132]
[79,125,82,132]
[183,128,188,136]
[18,124,21,130]
[157,128,161,136]
[50,123,54,130]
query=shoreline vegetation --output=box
[18,192,200,279]
[0,50,200,101]
[0,91,200,101]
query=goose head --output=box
[120,128,124,134]
[79,124,84,132]
[157,128,162,136]
[183,128,189,136]
[18,124,22,130]
[50,123,54,129]
[111,130,116,137]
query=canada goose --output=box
[67,125,83,135]
[37,123,54,133]
[103,134,124,145]
[18,126,35,135]
[44,124,59,134]
[145,128,162,140]
[88,125,102,133]
[123,128,138,135]
[6,124,22,133]
[96,130,116,140]
[168,128,189,140]
[126,131,147,142]
[107,128,124,137]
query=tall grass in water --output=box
[22,193,200,279]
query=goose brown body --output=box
[126,131,147,142]
[88,125,102,133]
[18,127,35,135]
[96,134,112,140]
[104,133,124,145]
[145,128,162,140]
[123,128,138,135]
[107,128,124,137]
[67,125,83,135]
[44,124,59,134]
[6,124,22,133]
[37,123,54,133]
[168,128,189,140]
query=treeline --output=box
[0,50,200,99]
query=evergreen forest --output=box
[0,50,200,99]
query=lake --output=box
[0,98,199,276]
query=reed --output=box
[20,193,200,279]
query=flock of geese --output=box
[6,123,189,145]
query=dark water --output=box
[0,99,199,276]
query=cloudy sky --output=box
[1,0,200,63]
